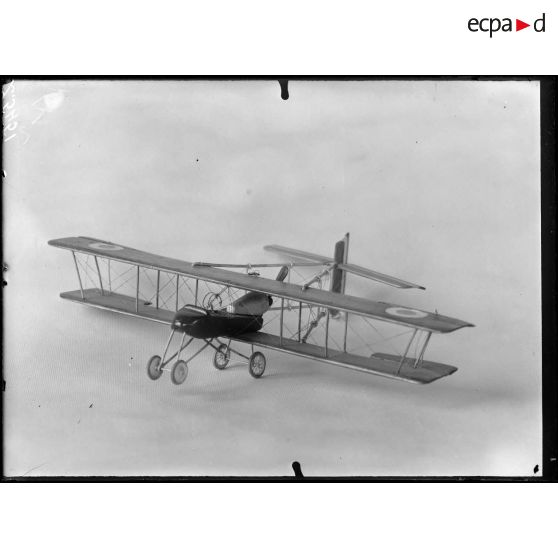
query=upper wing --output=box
[49,236,473,333]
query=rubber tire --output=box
[147,355,163,380]
[213,343,231,370]
[248,351,266,378]
[171,360,188,385]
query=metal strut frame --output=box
[279,298,284,346]
[175,273,180,311]
[94,256,104,295]
[208,339,250,361]
[158,331,211,372]
[157,329,253,374]
[302,309,327,343]
[343,312,349,353]
[160,332,196,369]
[302,263,336,290]
[135,265,140,313]
[155,270,160,309]
[159,329,176,368]
[324,310,330,358]
[396,329,418,375]
[70,251,255,317]
[71,251,85,300]
[414,331,432,369]
[298,301,302,342]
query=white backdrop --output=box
[3,79,541,476]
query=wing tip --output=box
[398,283,425,290]
[48,237,71,247]
[448,321,475,332]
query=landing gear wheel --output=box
[171,360,188,385]
[147,355,163,380]
[213,343,231,370]
[248,351,266,378]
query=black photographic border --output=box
[1,75,556,483]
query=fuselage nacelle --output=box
[172,305,264,339]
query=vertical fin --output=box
[330,233,350,318]
[330,233,350,294]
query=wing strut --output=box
[156,270,161,309]
[71,251,85,300]
[135,265,140,313]
[279,298,285,346]
[396,329,418,375]
[302,309,327,343]
[414,331,432,369]
[94,256,104,295]
[343,312,349,352]
[325,310,330,358]
[302,263,336,290]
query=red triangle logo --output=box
[516,19,530,31]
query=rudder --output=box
[330,233,350,294]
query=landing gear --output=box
[248,351,266,378]
[171,360,188,385]
[146,330,205,387]
[147,333,268,385]
[209,340,267,378]
[147,355,163,380]
[213,343,231,370]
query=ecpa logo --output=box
[468,13,546,37]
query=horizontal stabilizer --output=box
[264,245,332,264]
[338,262,425,290]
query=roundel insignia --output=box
[89,242,123,251]
[385,307,428,319]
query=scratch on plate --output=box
[32,90,66,124]
[22,462,47,476]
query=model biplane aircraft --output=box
[48,234,473,386]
